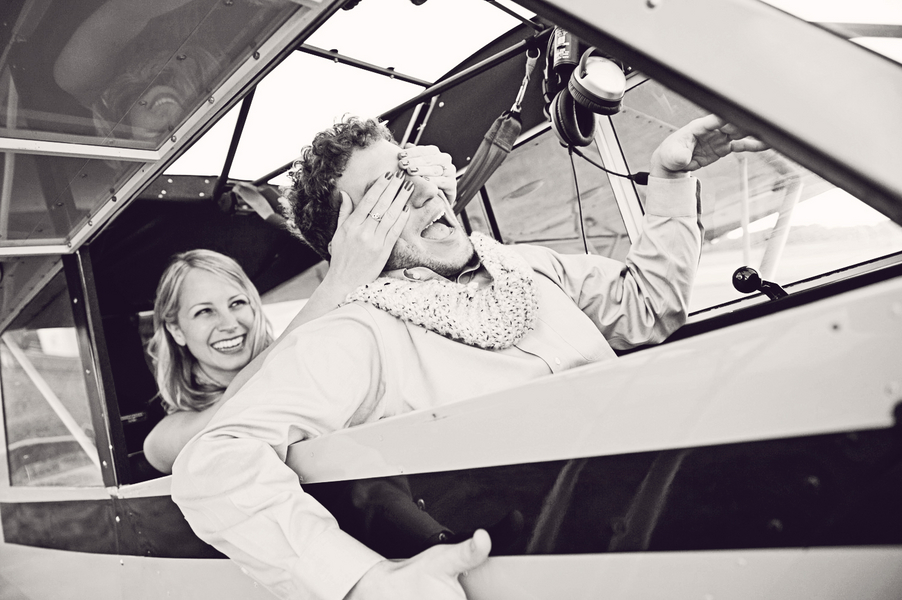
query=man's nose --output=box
[408,175,440,209]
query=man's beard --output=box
[384,237,476,279]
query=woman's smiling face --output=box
[166,268,256,386]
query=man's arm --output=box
[172,311,388,599]
[527,116,765,348]
[171,309,490,600]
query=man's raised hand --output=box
[650,114,768,178]
[345,530,491,600]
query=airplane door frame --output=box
[62,249,128,487]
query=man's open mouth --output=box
[420,210,454,240]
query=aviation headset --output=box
[543,28,627,147]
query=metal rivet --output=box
[88,220,93,226]
[199,192,205,197]
[110,195,117,202]
[438,101,445,108]
[208,96,215,104]
[253,51,260,60]
[73,297,78,303]
[417,499,426,510]
[115,515,120,523]
[160,189,167,195]
[170,135,177,143]
[102,460,108,468]
[176,54,187,61]
[167,178,173,183]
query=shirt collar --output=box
[382,253,489,285]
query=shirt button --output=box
[554,357,561,366]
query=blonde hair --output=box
[147,249,272,413]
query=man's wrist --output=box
[649,150,691,179]
[344,560,391,600]
[649,164,690,179]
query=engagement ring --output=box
[369,212,382,221]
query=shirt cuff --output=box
[644,176,699,218]
[298,527,383,600]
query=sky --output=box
[167,0,530,183]
[167,0,902,227]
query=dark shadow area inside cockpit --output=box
[88,175,319,484]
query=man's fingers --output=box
[730,137,768,153]
[422,530,491,578]
[691,114,725,134]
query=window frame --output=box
[0,248,124,494]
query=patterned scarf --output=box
[343,233,538,349]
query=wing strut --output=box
[212,88,257,211]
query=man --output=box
[172,114,764,600]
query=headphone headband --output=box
[543,32,626,146]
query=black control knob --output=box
[732,266,788,301]
[732,266,762,294]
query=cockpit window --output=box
[612,79,902,312]
[1,0,298,147]
[470,127,628,259]
[1,269,103,487]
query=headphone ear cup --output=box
[550,88,595,147]
[568,49,626,116]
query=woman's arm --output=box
[144,403,221,474]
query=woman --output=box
[143,145,456,473]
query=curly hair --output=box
[146,249,272,413]
[283,116,395,260]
